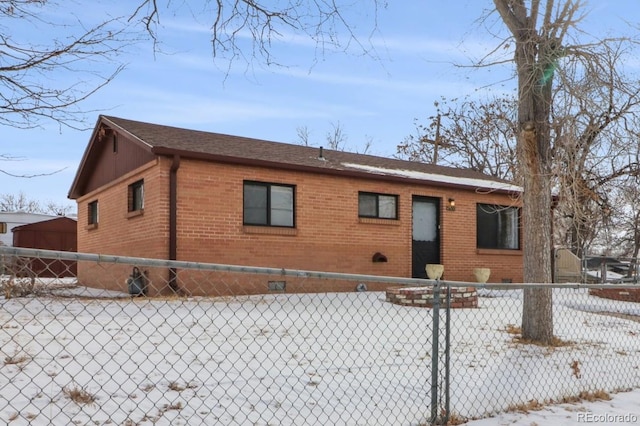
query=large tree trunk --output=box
[517,38,555,343]
[494,0,561,344]
[520,123,554,343]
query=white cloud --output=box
[105,85,371,128]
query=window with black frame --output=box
[88,200,98,225]
[243,181,295,227]
[128,180,144,212]
[476,203,520,249]
[358,192,398,219]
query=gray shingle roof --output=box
[100,115,519,193]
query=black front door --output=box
[412,196,440,278]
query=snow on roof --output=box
[341,163,523,192]
[585,269,626,280]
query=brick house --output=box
[68,115,523,295]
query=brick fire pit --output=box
[385,286,478,308]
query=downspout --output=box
[169,155,181,294]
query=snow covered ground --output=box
[467,388,640,425]
[1,281,639,425]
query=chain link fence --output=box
[1,246,640,425]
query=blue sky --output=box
[2,1,637,209]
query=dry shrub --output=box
[504,324,574,347]
[573,390,611,402]
[2,257,37,299]
[2,277,36,299]
[506,399,545,413]
[445,411,468,425]
[4,353,29,366]
[63,385,96,405]
[505,324,521,335]
[167,381,198,392]
[570,360,581,378]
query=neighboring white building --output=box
[0,212,61,247]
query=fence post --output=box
[430,281,440,424]
[444,282,451,424]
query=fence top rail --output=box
[2,246,639,289]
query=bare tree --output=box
[129,1,382,68]
[397,96,519,181]
[0,192,40,213]
[397,100,452,165]
[399,40,640,269]
[296,126,312,146]
[551,40,640,258]
[609,179,640,271]
[493,0,588,343]
[43,201,75,216]
[1,1,133,130]
[583,113,640,261]
[0,192,74,216]
[325,121,348,151]
[493,1,640,344]
[4,1,380,130]
[295,122,372,154]
[1,1,136,181]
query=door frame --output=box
[411,195,441,278]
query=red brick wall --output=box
[77,159,169,258]
[76,156,523,295]
[76,159,172,293]
[589,288,640,303]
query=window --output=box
[0,222,6,233]
[88,201,99,225]
[476,204,520,250]
[128,180,144,212]
[243,181,295,227]
[358,192,398,219]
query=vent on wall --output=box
[268,281,286,292]
[372,252,388,263]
